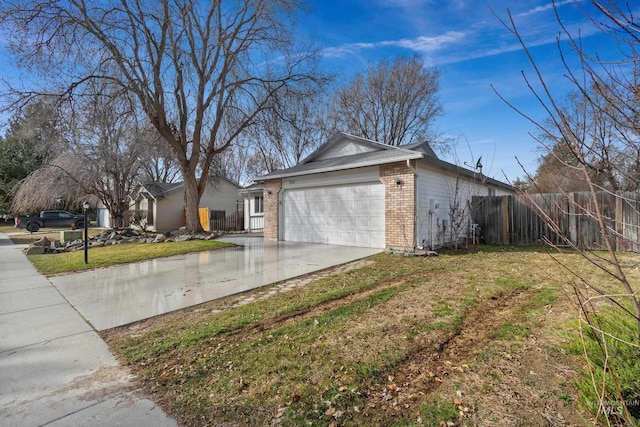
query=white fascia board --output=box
[255,153,423,182]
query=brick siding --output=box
[379,162,416,250]
[263,179,282,240]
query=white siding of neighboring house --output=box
[415,163,512,249]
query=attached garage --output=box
[281,182,385,248]
[257,132,514,250]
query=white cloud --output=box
[381,32,466,52]
[516,0,577,18]
[321,31,466,58]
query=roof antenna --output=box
[464,155,483,174]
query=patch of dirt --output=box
[363,288,592,426]
[57,365,138,404]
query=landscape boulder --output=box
[25,244,45,255]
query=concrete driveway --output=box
[50,235,382,331]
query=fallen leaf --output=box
[453,398,465,406]
[325,406,336,416]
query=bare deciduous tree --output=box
[532,86,640,193]
[0,0,322,231]
[138,127,181,184]
[254,85,333,169]
[494,1,640,422]
[11,91,151,227]
[332,55,444,150]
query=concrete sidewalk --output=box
[0,233,177,427]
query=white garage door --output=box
[282,182,385,248]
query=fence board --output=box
[211,210,244,232]
[472,191,640,251]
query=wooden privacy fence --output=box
[198,208,244,232]
[471,192,640,251]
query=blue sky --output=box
[301,0,614,182]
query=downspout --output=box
[406,159,417,174]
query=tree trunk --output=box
[183,175,203,232]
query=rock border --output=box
[25,228,230,255]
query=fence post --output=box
[502,196,509,245]
[568,193,577,246]
[615,191,623,251]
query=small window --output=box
[254,196,264,214]
[488,188,495,196]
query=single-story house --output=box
[128,176,241,232]
[239,183,264,232]
[255,132,514,250]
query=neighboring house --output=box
[239,183,264,232]
[256,132,514,250]
[129,176,241,232]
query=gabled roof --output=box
[256,132,513,192]
[239,182,264,196]
[258,132,424,180]
[133,175,241,199]
[140,182,184,199]
[399,141,438,158]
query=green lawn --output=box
[28,239,234,275]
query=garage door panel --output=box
[327,200,341,211]
[370,198,385,212]
[282,182,385,248]
[371,216,385,228]
[340,216,355,227]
